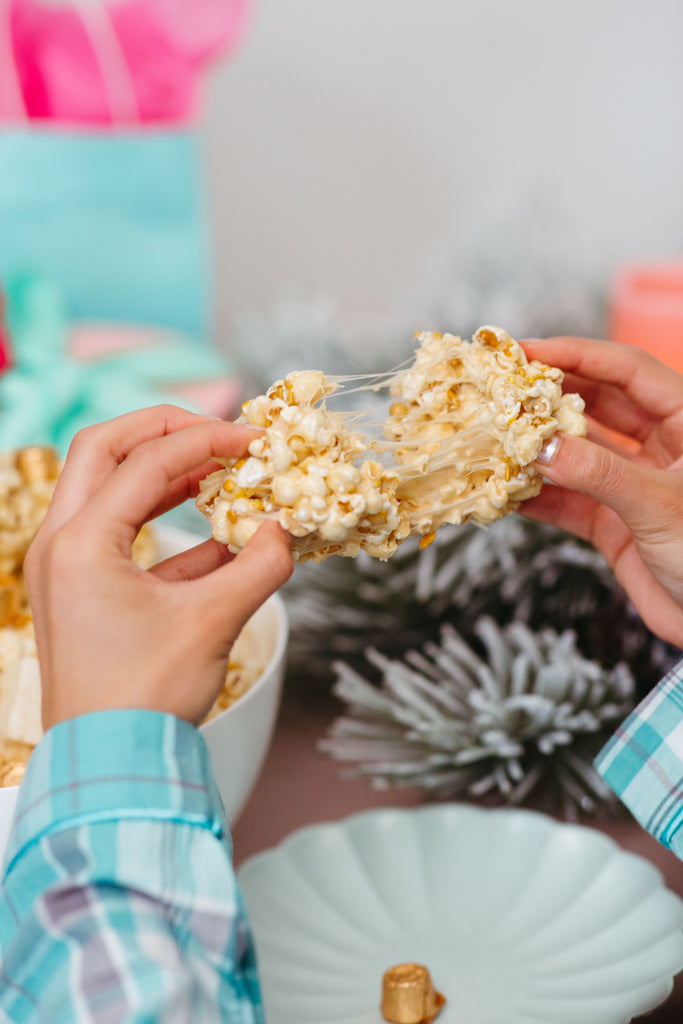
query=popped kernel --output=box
[0,447,59,579]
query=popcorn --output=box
[203,619,265,721]
[0,454,161,784]
[197,326,587,560]
[197,371,411,563]
[0,624,41,785]
[0,446,59,581]
[131,522,157,569]
[389,326,587,532]
[0,465,165,782]
[0,446,58,781]
[0,625,41,747]
[0,760,26,787]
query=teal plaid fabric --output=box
[596,658,683,860]
[0,711,263,1023]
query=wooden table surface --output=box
[233,676,683,1021]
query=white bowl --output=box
[0,524,288,863]
[0,780,18,865]
[200,589,288,823]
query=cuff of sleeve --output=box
[595,660,683,851]
[4,710,229,875]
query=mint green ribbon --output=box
[0,276,234,455]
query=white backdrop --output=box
[203,0,683,351]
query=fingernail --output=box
[536,434,562,465]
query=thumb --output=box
[197,520,294,634]
[535,434,678,537]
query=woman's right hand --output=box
[520,336,683,649]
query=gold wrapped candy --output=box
[381,963,446,1024]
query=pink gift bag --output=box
[0,0,248,335]
[2,0,248,124]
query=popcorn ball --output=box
[196,327,587,562]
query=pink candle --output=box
[609,262,683,373]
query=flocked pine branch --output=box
[285,516,675,695]
[320,616,635,818]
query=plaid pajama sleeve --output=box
[0,710,263,1023]
[595,658,683,860]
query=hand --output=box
[520,337,683,649]
[24,406,293,730]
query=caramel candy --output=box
[15,446,60,485]
[381,963,446,1023]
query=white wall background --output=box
[202,0,683,358]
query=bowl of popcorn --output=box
[0,458,288,860]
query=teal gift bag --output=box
[0,131,211,337]
[0,0,212,337]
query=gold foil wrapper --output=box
[381,963,446,1024]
